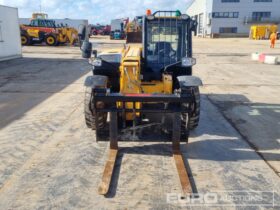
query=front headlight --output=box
[92,58,102,67]
[182,57,196,67]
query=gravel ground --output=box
[0,37,279,209]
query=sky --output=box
[0,0,193,24]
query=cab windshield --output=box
[146,19,187,72]
[30,19,56,28]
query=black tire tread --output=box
[21,34,31,46]
[84,86,108,141]
[84,87,95,128]
[45,34,57,46]
[188,87,200,130]
[181,86,200,142]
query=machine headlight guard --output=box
[92,58,102,67]
[181,14,189,20]
[147,15,155,20]
[182,57,196,67]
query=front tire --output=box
[181,86,200,141]
[84,87,95,128]
[84,87,107,130]
[188,87,200,130]
[45,34,57,46]
[84,86,108,142]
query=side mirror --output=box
[182,57,196,67]
[190,20,197,32]
[81,41,92,59]
[92,50,97,58]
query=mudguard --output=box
[177,76,203,87]
[84,75,108,88]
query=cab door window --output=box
[31,20,39,27]
[38,20,43,27]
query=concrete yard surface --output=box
[0,38,279,209]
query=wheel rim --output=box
[47,37,55,44]
[21,36,27,44]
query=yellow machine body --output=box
[64,28,78,45]
[26,28,40,37]
[118,46,172,120]
[250,25,278,40]
[23,27,67,43]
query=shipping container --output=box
[0,5,22,61]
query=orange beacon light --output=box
[146,9,152,16]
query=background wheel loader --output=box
[80,10,201,196]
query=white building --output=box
[187,0,280,37]
[0,5,22,61]
[19,18,88,32]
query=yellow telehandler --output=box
[20,13,78,46]
[80,10,201,196]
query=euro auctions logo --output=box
[167,191,275,207]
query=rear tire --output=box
[21,34,31,46]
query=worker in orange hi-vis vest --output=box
[270,32,277,48]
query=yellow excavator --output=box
[80,10,201,196]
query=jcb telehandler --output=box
[21,16,78,46]
[80,10,202,195]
